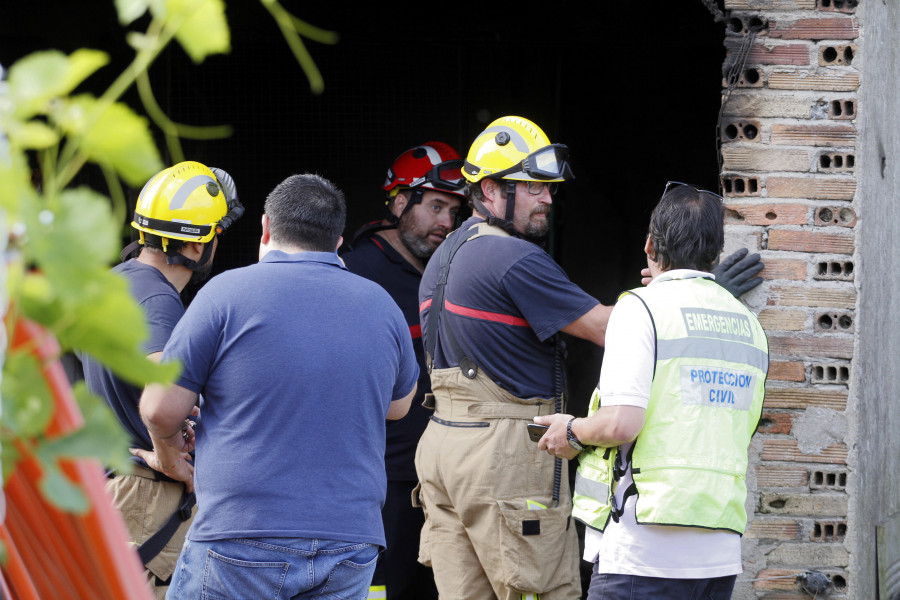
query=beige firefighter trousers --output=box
[106,466,195,599]
[414,367,581,600]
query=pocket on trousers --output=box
[201,549,288,600]
[412,481,432,566]
[496,500,572,593]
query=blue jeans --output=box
[587,565,736,600]
[167,537,378,599]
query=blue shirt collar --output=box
[260,249,347,270]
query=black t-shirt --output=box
[343,232,431,481]
[419,217,599,399]
[81,260,184,464]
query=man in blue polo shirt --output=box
[141,173,419,600]
[344,142,466,600]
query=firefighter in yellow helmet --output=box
[81,161,242,598]
[415,117,765,600]
[416,117,597,600]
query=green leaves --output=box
[24,187,121,275]
[5,49,109,120]
[167,0,231,63]
[126,0,231,63]
[1,352,55,439]
[73,97,164,186]
[115,0,152,25]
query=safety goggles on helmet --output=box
[410,158,466,192]
[490,144,574,182]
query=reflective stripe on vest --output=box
[572,388,617,532]
[367,585,386,600]
[629,277,767,533]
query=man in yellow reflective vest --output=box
[535,181,768,600]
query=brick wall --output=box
[720,1,859,598]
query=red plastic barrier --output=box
[1,318,153,599]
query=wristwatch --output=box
[566,417,583,451]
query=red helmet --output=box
[383,141,466,199]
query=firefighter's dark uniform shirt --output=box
[343,232,431,482]
[419,216,599,400]
[81,259,184,466]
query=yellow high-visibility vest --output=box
[573,276,768,534]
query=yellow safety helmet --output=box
[132,161,242,252]
[462,116,574,183]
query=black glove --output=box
[711,247,764,298]
[209,167,244,233]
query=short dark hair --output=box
[264,174,346,251]
[648,184,724,272]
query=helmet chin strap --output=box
[384,188,426,226]
[471,180,521,237]
[165,240,214,272]
[505,181,517,222]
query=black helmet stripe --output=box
[133,212,213,239]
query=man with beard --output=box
[342,142,465,600]
[416,116,763,599]
[416,117,592,600]
[80,161,243,598]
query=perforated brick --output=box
[814,205,857,227]
[721,175,761,196]
[726,15,769,35]
[813,259,854,281]
[818,152,855,172]
[827,98,856,119]
[722,120,762,143]
[810,362,850,385]
[819,44,856,66]
[722,67,764,88]
[814,310,854,333]
[819,0,858,13]
[811,520,847,542]
[809,468,848,490]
